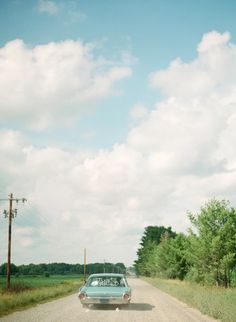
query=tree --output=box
[156,233,190,280]
[0,263,19,275]
[135,226,176,276]
[188,199,236,287]
[139,226,176,248]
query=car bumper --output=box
[80,297,131,305]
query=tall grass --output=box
[144,277,236,322]
[0,276,83,317]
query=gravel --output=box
[0,278,218,322]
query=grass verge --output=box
[0,276,83,317]
[144,277,236,322]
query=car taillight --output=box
[79,292,87,300]
[123,293,130,301]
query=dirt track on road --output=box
[0,278,218,322]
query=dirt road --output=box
[0,278,217,322]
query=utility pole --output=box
[0,193,27,289]
[84,248,86,283]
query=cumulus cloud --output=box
[197,31,231,53]
[0,136,146,264]
[150,31,236,99]
[147,31,236,175]
[1,31,236,265]
[0,39,132,130]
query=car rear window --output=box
[88,276,126,287]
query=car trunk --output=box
[86,287,125,298]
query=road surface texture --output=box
[0,278,217,322]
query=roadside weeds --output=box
[144,277,236,322]
[0,280,82,317]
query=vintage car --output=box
[78,273,131,307]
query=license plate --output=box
[100,299,109,304]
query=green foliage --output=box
[188,199,236,287]
[135,199,236,288]
[156,233,190,280]
[140,226,176,247]
[135,226,176,276]
[0,262,126,277]
[0,263,19,275]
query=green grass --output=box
[144,277,236,322]
[0,274,82,288]
[0,275,83,317]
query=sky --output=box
[0,0,236,266]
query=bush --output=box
[185,267,203,283]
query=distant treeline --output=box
[135,199,236,288]
[0,262,126,276]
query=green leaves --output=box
[135,226,176,277]
[188,199,236,287]
[135,199,236,287]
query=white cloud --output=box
[38,0,59,15]
[1,31,236,266]
[0,39,132,130]
[130,104,148,120]
[197,31,230,53]
[37,0,87,22]
[150,31,236,99]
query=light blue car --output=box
[78,273,131,307]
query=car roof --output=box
[88,273,125,278]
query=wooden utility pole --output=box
[7,193,13,290]
[84,248,86,282]
[0,193,27,289]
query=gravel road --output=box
[0,278,218,322]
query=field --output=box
[0,275,83,317]
[145,277,236,322]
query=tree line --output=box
[135,199,236,288]
[0,262,126,276]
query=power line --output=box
[0,193,27,289]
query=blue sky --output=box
[0,0,236,265]
[1,0,236,150]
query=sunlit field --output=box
[0,275,83,317]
